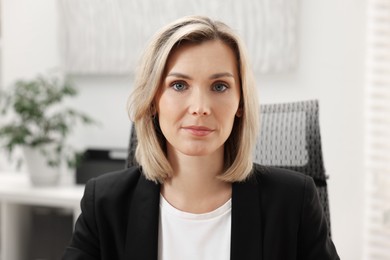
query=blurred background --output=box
[0,0,389,259]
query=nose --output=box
[188,88,211,116]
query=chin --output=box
[167,142,224,158]
[180,149,211,157]
[179,145,223,157]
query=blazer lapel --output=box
[231,176,263,260]
[123,169,263,260]
[125,173,160,260]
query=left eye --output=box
[212,83,228,92]
[171,82,187,91]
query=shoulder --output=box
[85,166,149,202]
[246,167,339,258]
[92,166,143,187]
[249,163,316,204]
[251,163,311,187]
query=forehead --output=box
[164,40,239,74]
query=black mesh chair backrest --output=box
[126,99,331,236]
[254,100,331,236]
[126,123,139,168]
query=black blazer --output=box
[63,164,339,260]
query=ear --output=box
[236,107,243,117]
[150,103,157,116]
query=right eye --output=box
[171,82,188,91]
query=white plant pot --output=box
[23,146,61,186]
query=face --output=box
[155,40,241,158]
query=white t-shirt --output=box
[158,194,232,260]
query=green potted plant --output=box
[0,75,97,186]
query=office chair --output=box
[253,100,331,237]
[126,99,332,236]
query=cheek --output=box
[156,93,181,126]
[157,93,173,115]
[220,95,241,116]
[215,100,240,131]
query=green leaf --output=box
[0,74,98,170]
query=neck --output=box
[161,147,232,213]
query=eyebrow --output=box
[210,72,234,79]
[166,72,234,80]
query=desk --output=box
[0,172,84,260]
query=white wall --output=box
[1,0,61,86]
[1,0,367,259]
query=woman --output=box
[63,16,339,260]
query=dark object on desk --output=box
[76,148,127,184]
[126,99,332,237]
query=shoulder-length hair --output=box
[128,15,259,183]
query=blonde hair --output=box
[128,15,259,183]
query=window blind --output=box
[364,0,390,259]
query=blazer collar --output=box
[124,171,263,260]
[125,172,160,260]
[231,175,263,260]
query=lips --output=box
[182,125,214,136]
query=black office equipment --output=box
[76,148,127,184]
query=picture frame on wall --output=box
[60,0,298,75]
